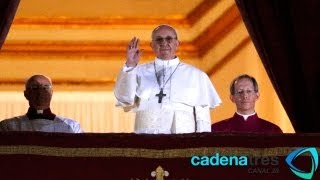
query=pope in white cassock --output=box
[114,25,222,134]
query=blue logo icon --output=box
[286,147,319,179]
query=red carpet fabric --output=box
[0,132,319,180]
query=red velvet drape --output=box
[1,132,320,179]
[235,0,320,132]
[0,0,20,49]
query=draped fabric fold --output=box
[235,0,320,132]
[0,0,20,49]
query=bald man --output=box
[0,75,83,133]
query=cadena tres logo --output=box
[285,147,319,180]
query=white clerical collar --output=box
[155,57,180,67]
[236,111,256,121]
[36,110,44,114]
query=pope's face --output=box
[151,26,179,60]
[230,78,259,115]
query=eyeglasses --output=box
[153,36,177,44]
[234,89,255,96]
[27,85,52,90]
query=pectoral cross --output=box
[155,88,166,103]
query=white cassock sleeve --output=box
[194,106,211,132]
[114,65,138,111]
[194,72,221,132]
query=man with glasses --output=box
[114,24,221,134]
[211,74,282,133]
[0,75,83,133]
